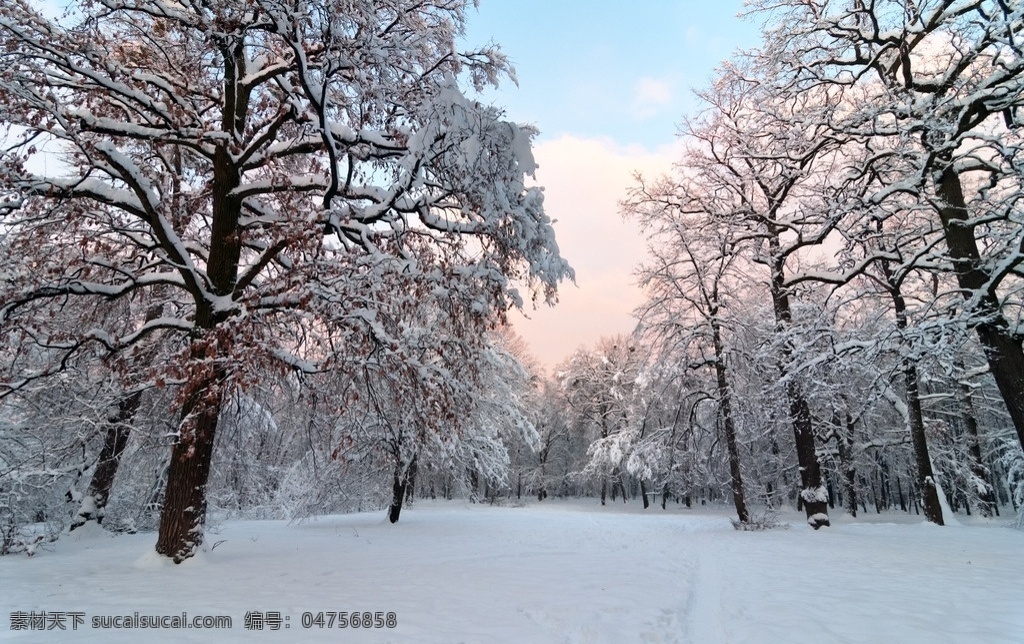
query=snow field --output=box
[2,500,1022,643]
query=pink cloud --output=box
[512,135,680,373]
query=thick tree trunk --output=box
[769,239,828,529]
[788,384,829,527]
[936,167,1024,452]
[69,394,142,531]
[154,302,231,562]
[640,480,649,509]
[152,50,246,560]
[155,381,224,562]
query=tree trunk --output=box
[388,461,408,524]
[956,376,996,517]
[151,56,247,561]
[877,455,891,512]
[769,239,828,528]
[904,360,943,524]
[712,318,748,524]
[72,302,163,532]
[858,477,869,514]
[154,297,231,562]
[154,91,243,560]
[469,469,479,502]
[69,393,142,531]
[404,455,418,507]
[878,240,943,525]
[155,380,224,562]
[769,433,787,508]
[936,166,1024,452]
[536,443,549,502]
[788,381,829,527]
[837,411,858,518]
[611,467,627,503]
[874,472,883,514]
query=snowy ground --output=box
[2,500,1022,643]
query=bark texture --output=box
[937,167,1024,452]
[155,381,224,562]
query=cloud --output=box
[511,135,682,373]
[629,77,675,121]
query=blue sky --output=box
[460,2,763,370]
[462,2,762,149]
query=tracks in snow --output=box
[681,534,728,642]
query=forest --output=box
[1,0,1023,564]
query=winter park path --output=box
[2,501,1023,643]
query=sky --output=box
[459,1,763,372]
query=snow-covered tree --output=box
[626,172,751,523]
[754,0,1024,454]
[559,336,645,505]
[628,63,843,527]
[0,0,570,561]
